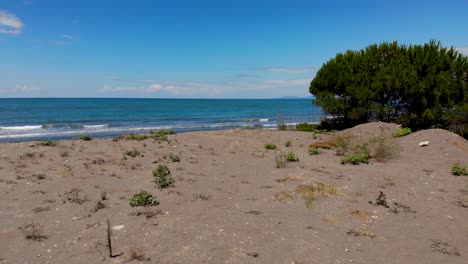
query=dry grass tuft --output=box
[295,183,337,208]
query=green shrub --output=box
[341,144,371,165]
[22,152,35,158]
[129,191,159,207]
[151,129,175,142]
[284,140,292,147]
[370,137,400,162]
[308,147,320,155]
[451,163,468,176]
[335,133,354,156]
[286,152,299,162]
[153,165,174,188]
[295,123,326,133]
[78,134,92,141]
[116,133,149,141]
[264,143,277,150]
[169,153,180,162]
[125,149,143,158]
[41,140,58,146]
[392,127,412,137]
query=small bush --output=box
[295,122,320,132]
[41,140,58,146]
[335,133,354,156]
[20,223,48,241]
[296,183,337,208]
[78,134,92,141]
[153,165,175,188]
[451,163,468,176]
[284,140,292,147]
[22,152,35,158]
[274,151,286,168]
[125,149,143,158]
[308,147,320,155]
[168,153,180,162]
[393,127,412,137]
[341,153,370,165]
[310,139,336,149]
[116,133,149,141]
[286,152,299,162]
[264,143,277,150]
[151,130,175,142]
[129,191,159,207]
[370,137,400,162]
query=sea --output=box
[0,98,324,142]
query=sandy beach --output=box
[0,122,467,264]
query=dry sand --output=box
[0,122,467,264]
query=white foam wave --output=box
[0,125,42,130]
[83,124,109,129]
[259,118,269,122]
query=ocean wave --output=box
[0,125,42,130]
[83,124,109,128]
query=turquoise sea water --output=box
[0,98,323,142]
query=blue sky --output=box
[0,0,467,98]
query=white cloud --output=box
[263,67,316,74]
[0,10,24,35]
[456,46,468,56]
[264,78,311,86]
[15,84,40,92]
[99,82,223,98]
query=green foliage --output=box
[295,123,326,133]
[340,144,371,165]
[392,127,412,137]
[286,152,299,162]
[22,152,35,158]
[308,147,320,155]
[41,140,58,146]
[115,133,148,141]
[264,143,277,150]
[451,163,468,176]
[151,129,175,142]
[152,165,175,188]
[310,40,468,131]
[78,134,92,141]
[335,133,354,156]
[129,191,159,207]
[284,140,292,147]
[125,149,143,158]
[370,137,400,162]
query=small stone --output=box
[112,225,125,231]
[418,141,429,147]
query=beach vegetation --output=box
[274,151,287,168]
[295,123,327,133]
[168,153,180,162]
[153,165,175,188]
[284,140,292,147]
[451,163,468,176]
[308,147,320,155]
[392,127,412,137]
[310,40,468,134]
[22,152,35,158]
[129,191,159,207]
[124,149,143,158]
[286,151,299,162]
[335,133,354,156]
[151,129,175,142]
[115,133,149,141]
[295,183,337,208]
[20,223,48,241]
[78,134,92,141]
[277,115,287,131]
[310,139,336,149]
[40,140,58,146]
[340,144,371,165]
[370,136,400,162]
[264,143,277,150]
